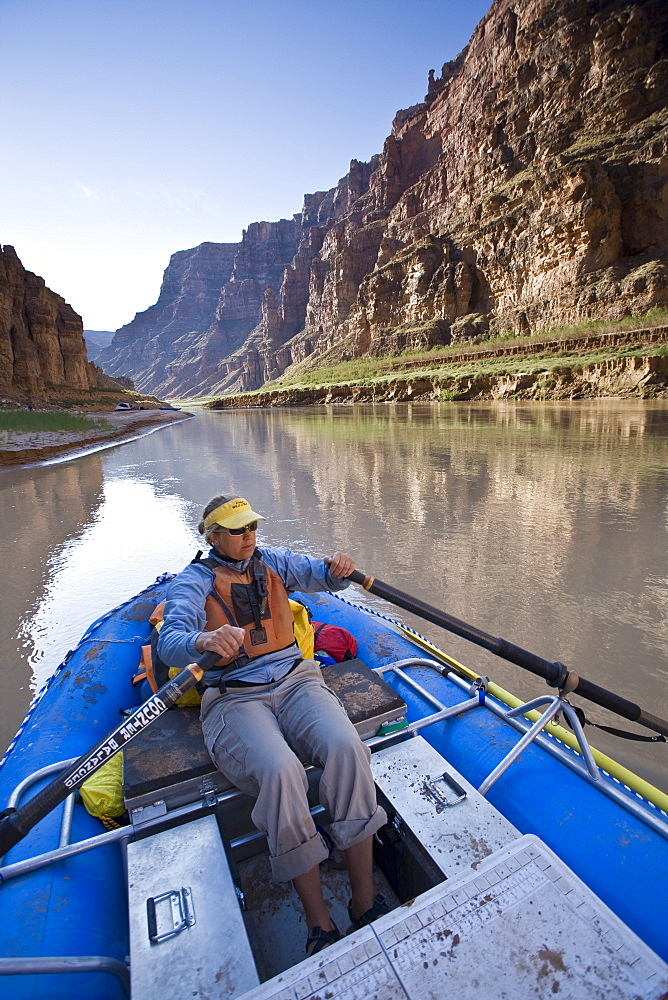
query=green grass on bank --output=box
[0,411,112,434]
[166,310,668,407]
[270,310,668,390]
[192,341,668,408]
[204,311,667,404]
[286,341,668,396]
[429,342,668,397]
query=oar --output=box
[0,655,217,857]
[347,570,668,739]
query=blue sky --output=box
[1,0,491,331]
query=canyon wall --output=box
[98,240,239,392]
[83,329,115,361]
[100,0,668,398]
[0,245,95,402]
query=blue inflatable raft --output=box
[0,576,666,999]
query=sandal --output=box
[347,893,390,934]
[305,922,341,957]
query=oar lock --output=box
[469,675,489,705]
[547,661,580,695]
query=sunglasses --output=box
[223,521,259,535]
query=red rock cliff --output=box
[101,0,668,398]
[0,245,94,401]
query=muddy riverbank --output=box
[0,409,192,467]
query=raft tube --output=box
[0,578,666,999]
[0,576,172,1000]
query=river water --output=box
[1,401,667,792]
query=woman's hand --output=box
[324,552,355,579]
[195,624,246,659]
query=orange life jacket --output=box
[133,594,314,705]
[199,553,296,671]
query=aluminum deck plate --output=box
[370,736,520,876]
[127,814,260,1000]
[240,834,668,1000]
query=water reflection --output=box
[0,457,106,752]
[20,479,197,692]
[1,400,667,791]
[0,455,198,753]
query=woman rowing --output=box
[157,494,388,955]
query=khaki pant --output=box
[200,660,387,882]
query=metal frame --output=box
[0,757,132,994]
[1,757,78,863]
[383,658,668,841]
[374,658,601,787]
[478,693,600,794]
[368,657,482,748]
[0,956,130,996]
[3,656,667,887]
[0,778,328,886]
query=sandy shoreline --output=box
[0,409,193,468]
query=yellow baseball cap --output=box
[203,497,267,530]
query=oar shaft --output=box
[348,570,668,738]
[349,571,560,679]
[0,662,205,857]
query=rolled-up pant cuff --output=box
[270,829,329,882]
[330,804,388,852]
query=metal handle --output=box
[426,771,468,808]
[147,887,195,944]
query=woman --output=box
[158,494,388,955]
